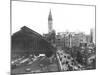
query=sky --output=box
[12,1,95,35]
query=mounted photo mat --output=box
[11,0,96,75]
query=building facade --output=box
[55,32,89,48]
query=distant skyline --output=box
[12,1,95,35]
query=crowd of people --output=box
[56,43,96,71]
[57,49,84,71]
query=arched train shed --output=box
[11,26,56,59]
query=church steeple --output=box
[48,9,53,33]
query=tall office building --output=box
[90,28,96,44]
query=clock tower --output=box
[48,10,53,33]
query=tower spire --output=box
[48,9,53,21]
[48,9,53,33]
